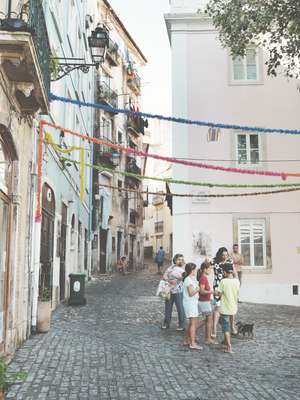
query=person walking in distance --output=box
[162,254,185,330]
[231,244,244,285]
[155,246,165,275]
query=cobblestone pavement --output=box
[6,265,300,400]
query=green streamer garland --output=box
[60,156,300,189]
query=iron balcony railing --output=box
[99,136,115,155]
[127,72,141,94]
[126,156,141,176]
[98,80,118,109]
[0,0,51,98]
[106,38,119,66]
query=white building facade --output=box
[166,0,300,306]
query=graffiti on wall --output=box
[192,232,212,258]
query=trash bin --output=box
[69,273,86,305]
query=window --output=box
[238,220,266,267]
[232,48,259,83]
[237,133,260,164]
[101,117,112,141]
[112,237,116,252]
[155,221,164,234]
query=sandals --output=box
[224,348,234,354]
[189,344,203,351]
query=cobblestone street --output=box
[7,267,300,400]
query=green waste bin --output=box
[69,273,86,305]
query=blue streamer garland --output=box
[50,93,300,135]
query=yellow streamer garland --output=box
[45,132,85,201]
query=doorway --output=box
[129,235,136,271]
[0,197,9,347]
[117,231,122,261]
[40,184,55,300]
[100,228,107,274]
[84,228,88,271]
[59,203,67,301]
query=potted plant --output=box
[0,355,27,399]
[37,287,52,333]
[49,49,60,80]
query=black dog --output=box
[236,321,254,338]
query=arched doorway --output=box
[0,126,15,350]
[39,184,55,299]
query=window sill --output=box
[243,267,272,274]
[236,162,265,170]
[229,80,264,86]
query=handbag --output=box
[156,280,171,301]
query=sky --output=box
[109,0,172,186]
[109,0,171,116]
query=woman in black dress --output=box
[211,247,231,338]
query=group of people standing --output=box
[158,246,243,353]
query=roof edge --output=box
[103,0,147,64]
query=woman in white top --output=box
[182,263,202,350]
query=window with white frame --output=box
[236,133,260,164]
[238,219,266,267]
[101,117,112,141]
[232,48,259,83]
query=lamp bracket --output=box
[51,58,100,81]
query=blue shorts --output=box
[219,314,231,333]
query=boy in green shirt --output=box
[215,263,240,353]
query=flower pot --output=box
[37,301,51,333]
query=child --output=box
[215,263,240,353]
[182,263,202,350]
[117,256,127,275]
[198,261,214,344]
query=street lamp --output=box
[51,25,109,81]
[88,26,109,67]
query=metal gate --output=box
[100,228,107,274]
[60,203,67,301]
[40,184,55,298]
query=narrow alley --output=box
[6,268,300,400]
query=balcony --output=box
[129,210,138,225]
[125,156,141,187]
[127,72,141,95]
[127,115,147,136]
[0,0,50,114]
[98,80,118,111]
[106,38,119,67]
[96,138,118,169]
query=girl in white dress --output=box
[182,263,202,350]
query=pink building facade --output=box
[165,0,300,306]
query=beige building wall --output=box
[91,0,147,273]
[0,78,36,355]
